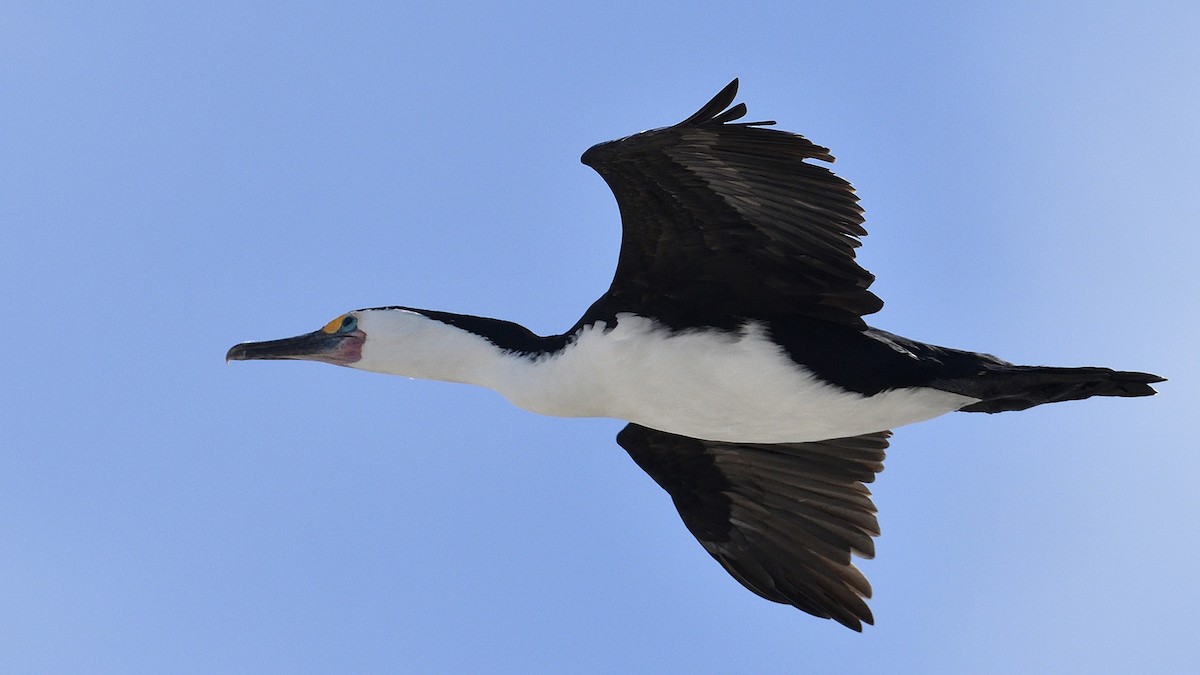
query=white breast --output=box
[492,314,978,443]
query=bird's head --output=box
[226,307,490,380]
[226,311,367,366]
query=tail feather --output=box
[939,366,1165,414]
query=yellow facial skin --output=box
[321,315,348,334]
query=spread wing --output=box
[616,423,888,631]
[581,79,881,329]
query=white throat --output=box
[351,309,520,387]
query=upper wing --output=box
[581,79,881,329]
[616,423,888,631]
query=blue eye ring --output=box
[339,315,358,332]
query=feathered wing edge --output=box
[676,78,774,128]
[579,79,881,328]
[617,424,889,631]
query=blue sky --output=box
[3,2,1196,673]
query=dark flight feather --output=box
[617,423,889,631]
[580,78,880,330]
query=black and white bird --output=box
[227,80,1163,630]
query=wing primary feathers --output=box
[709,102,748,125]
[676,78,741,126]
[674,82,774,127]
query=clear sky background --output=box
[3,2,1197,673]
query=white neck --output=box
[350,309,531,390]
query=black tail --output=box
[937,366,1165,414]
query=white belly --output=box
[495,315,978,443]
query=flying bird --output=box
[227,79,1163,630]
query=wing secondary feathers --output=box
[617,423,889,631]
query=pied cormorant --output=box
[227,80,1163,630]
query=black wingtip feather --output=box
[676,78,740,127]
[678,80,778,128]
[709,102,748,125]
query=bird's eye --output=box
[321,314,358,334]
